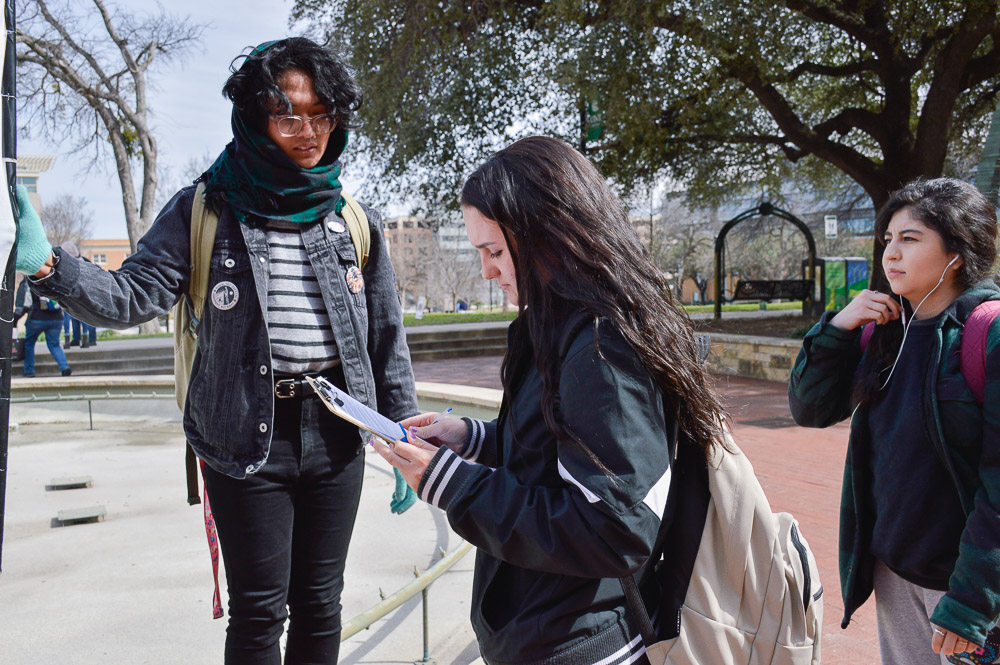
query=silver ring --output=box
[933,628,945,636]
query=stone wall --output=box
[704,333,803,383]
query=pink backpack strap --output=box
[200,460,224,619]
[859,322,875,353]
[960,300,1000,405]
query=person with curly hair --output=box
[14,37,418,664]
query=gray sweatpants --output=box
[873,560,952,665]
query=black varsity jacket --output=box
[417,312,679,665]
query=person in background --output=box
[12,36,417,664]
[14,277,71,377]
[789,178,1000,665]
[375,136,728,665]
[58,242,97,349]
[61,307,73,348]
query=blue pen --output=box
[398,422,409,443]
[404,408,454,443]
[431,407,453,424]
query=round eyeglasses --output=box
[271,113,336,137]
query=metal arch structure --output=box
[713,202,817,319]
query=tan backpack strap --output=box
[339,190,370,269]
[189,182,219,319]
[182,182,218,506]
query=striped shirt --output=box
[266,223,339,374]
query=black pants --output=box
[202,380,364,665]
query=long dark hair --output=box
[856,177,999,404]
[460,136,727,463]
[221,37,363,133]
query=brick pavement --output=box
[412,357,881,665]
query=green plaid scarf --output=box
[200,108,348,227]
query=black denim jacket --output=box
[29,185,418,478]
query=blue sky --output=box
[19,0,371,238]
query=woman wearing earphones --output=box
[789,177,1000,665]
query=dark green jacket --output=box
[788,282,1000,645]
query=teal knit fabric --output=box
[14,185,52,275]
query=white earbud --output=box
[938,255,959,284]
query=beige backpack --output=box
[173,183,370,503]
[621,427,824,665]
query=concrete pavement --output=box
[1,355,879,665]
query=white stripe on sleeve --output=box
[556,458,601,504]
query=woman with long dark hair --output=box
[374,136,727,665]
[13,37,418,663]
[789,178,1000,664]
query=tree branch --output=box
[92,0,153,135]
[33,0,127,110]
[783,0,891,60]
[661,132,806,160]
[915,3,998,174]
[93,0,137,71]
[956,79,1000,125]
[781,57,877,82]
[960,30,1000,89]
[729,59,883,189]
[16,40,120,107]
[813,107,887,147]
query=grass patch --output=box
[404,311,519,326]
[98,331,172,341]
[404,302,803,325]
[683,301,803,313]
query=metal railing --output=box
[11,384,479,662]
[10,391,175,429]
[342,541,474,661]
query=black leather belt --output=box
[274,360,343,399]
[274,377,318,399]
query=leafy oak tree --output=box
[293,0,1000,286]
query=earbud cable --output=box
[879,256,958,390]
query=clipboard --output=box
[305,376,401,445]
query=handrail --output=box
[11,392,174,402]
[341,541,474,640]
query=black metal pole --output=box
[0,0,16,572]
[713,241,722,320]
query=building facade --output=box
[16,154,55,213]
[79,238,131,271]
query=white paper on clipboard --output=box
[306,376,401,444]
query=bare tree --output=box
[16,0,204,252]
[387,219,432,311]
[40,194,93,247]
[156,149,219,210]
[428,237,480,313]
[652,195,718,303]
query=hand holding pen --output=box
[377,408,465,494]
[398,408,466,454]
[398,407,452,442]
